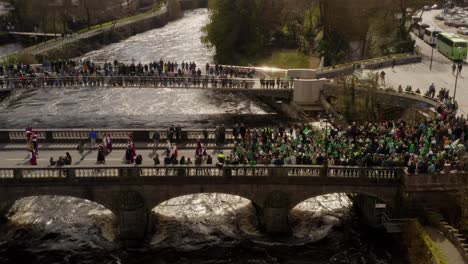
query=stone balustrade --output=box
[0,165,404,182]
[0,128,239,143]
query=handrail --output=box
[0,165,404,170]
[0,76,295,90]
[0,165,405,181]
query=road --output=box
[0,148,229,167]
[422,10,468,41]
[380,10,468,115]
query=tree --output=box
[202,0,283,64]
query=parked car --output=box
[452,20,468,27]
[457,27,468,35]
[445,20,456,26]
[436,14,446,20]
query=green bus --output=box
[436,32,468,61]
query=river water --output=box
[0,7,406,264]
[0,1,12,17]
[80,9,214,65]
[0,9,280,129]
[0,193,402,264]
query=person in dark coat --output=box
[97,145,106,164]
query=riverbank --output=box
[2,0,191,64]
[35,4,182,62]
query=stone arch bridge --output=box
[0,165,464,246]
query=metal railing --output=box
[0,76,294,90]
[0,165,404,182]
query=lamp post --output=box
[320,113,330,177]
[454,62,459,100]
[430,43,435,70]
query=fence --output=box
[0,76,294,90]
[0,165,404,183]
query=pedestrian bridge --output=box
[0,75,444,110]
[0,164,465,245]
[0,76,293,100]
[5,31,62,37]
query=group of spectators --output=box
[0,60,282,90]
[0,59,258,80]
[146,100,466,175]
[23,93,466,174]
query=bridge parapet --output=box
[0,165,404,184]
[405,172,468,191]
[0,128,240,143]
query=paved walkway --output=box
[0,142,234,151]
[382,13,468,115]
[0,148,229,167]
[425,226,465,264]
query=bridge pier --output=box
[258,191,291,235]
[115,190,150,247]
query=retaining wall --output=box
[316,55,422,79]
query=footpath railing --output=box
[322,82,443,109]
[0,76,294,90]
[0,165,404,182]
[0,128,283,143]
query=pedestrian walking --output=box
[458,63,463,76]
[103,133,112,155]
[152,131,161,153]
[28,148,37,166]
[76,141,85,160]
[175,125,182,143]
[452,64,457,75]
[29,134,39,155]
[89,128,97,148]
[380,71,386,86]
[97,144,106,164]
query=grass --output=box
[406,219,448,264]
[251,50,313,69]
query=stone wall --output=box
[316,55,422,79]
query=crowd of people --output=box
[23,96,466,175]
[0,60,287,90]
[0,59,257,80]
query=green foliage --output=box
[3,54,38,65]
[251,50,310,69]
[202,0,282,64]
[202,0,322,64]
[318,29,348,66]
[404,220,448,264]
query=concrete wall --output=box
[315,55,422,79]
[287,69,317,79]
[293,79,328,105]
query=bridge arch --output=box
[288,188,395,211]
[0,188,119,215]
[0,195,118,242]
